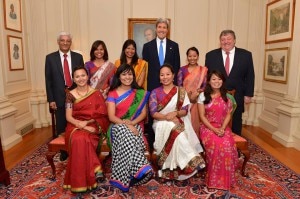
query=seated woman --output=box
[63,66,110,193]
[149,64,205,181]
[197,70,238,191]
[106,64,153,192]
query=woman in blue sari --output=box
[106,64,153,192]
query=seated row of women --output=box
[62,39,238,194]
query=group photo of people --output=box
[45,17,254,195]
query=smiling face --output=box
[220,33,235,52]
[160,66,174,86]
[57,35,72,54]
[209,74,223,90]
[119,69,134,86]
[73,68,88,87]
[156,22,168,40]
[124,44,136,59]
[187,49,199,66]
[94,44,105,59]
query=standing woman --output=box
[197,70,238,191]
[63,66,110,193]
[106,64,153,192]
[177,47,207,136]
[85,40,116,99]
[149,64,205,181]
[115,39,148,90]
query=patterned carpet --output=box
[0,139,299,199]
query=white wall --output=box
[1,0,300,150]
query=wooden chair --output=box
[227,90,250,177]
[46,109,110,179]
[46,109,150,179]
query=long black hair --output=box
[204,70,228,104]
[119,39,139,66]
[109,63,141,91]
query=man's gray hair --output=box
[57,31,72,41]
[156,18,169,29]
[219,30,236,40]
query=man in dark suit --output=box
[45,31,84,159]
[205,30,254,136]
[142,18,180,91]
[142,18,180,151]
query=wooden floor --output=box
[3,125,300,174]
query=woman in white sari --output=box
[149,64,205,181]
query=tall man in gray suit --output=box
[45,31,84,160]
[142,18,180,150]
[205,30,255,136]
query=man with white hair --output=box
[45,31,84,161]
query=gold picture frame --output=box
[3,0,22,32]
[7,35,24,71]
[264,47,289,83]
[128,18,171,57]
[265,0,295,44]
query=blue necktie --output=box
[159,40,164,66]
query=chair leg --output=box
[240,149,250,177]
[46,151,58,180]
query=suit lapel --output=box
[231,48,240,74]
[55,51,64,78]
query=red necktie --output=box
[63,54,72,87]
[225,52,230,75]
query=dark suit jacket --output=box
[45,51,84,107]
[205,47,254,109]
[142,38,180,91]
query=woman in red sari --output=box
[177,47,207,136]
[63,66,109,193]
[106,64,153,192]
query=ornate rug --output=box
[0,140,299,199]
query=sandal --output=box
[96,172,105,183]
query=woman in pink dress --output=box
[197,70,238,191]
[177,47,207,136]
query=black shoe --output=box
[96,172,105,183]
[59,150,68,161]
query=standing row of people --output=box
[45,17,254,194]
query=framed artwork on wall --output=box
[128,18,171,57]
[7,35,24,71]
[264,47,289,83]
[265,0,295,44]
[3,0,22,32]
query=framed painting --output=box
[128,18,171,57]
[3,0,22,32]
[265,0,295,43]
[7,35,24,71]
[264,47,289,83]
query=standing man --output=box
[142,18,180,151]
[205,30,254,136]
[142,18,180,91]
[45,31,84,160]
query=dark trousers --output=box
[231,105,243,135]
[144,115,155,153]
[54,106,67,136]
